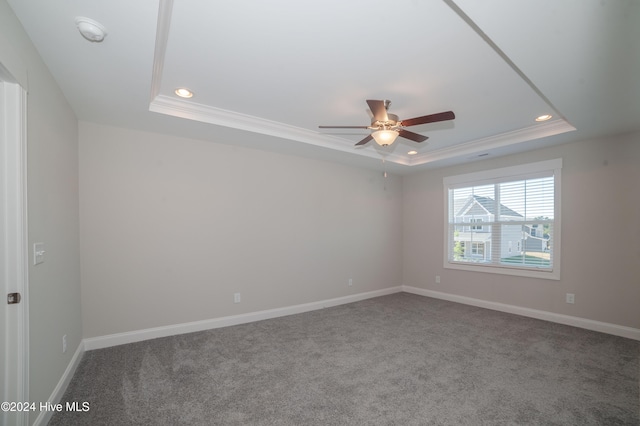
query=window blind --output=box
[444,159,561,279]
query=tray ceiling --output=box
[7,0,639,173]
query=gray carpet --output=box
[49,293,639,425]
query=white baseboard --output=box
[84,286,403,351]
[402,285,640,341]
[32,340,85,426]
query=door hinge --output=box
[7,292,21,304]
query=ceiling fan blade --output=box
[354,134,373,146]
[401,111,455,127]
[398,129,429,143]
[319,125,370,129]
[366,99,389,122]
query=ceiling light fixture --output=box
[407,150,418,155]
[371,129,399,147]
[535,114,552,122]
[75,17,107,42]
[174,88,194,98]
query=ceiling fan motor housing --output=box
[371,113,399,129]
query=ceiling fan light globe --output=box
[372,129,399,146]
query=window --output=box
[471,242,484,256]
[470,218,484,231]
[443,159,561,280]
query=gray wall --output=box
[79,122,403,338]
[403,132,640,329]
[2,0,638,420]
[0,1,82,424]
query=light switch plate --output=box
[34,242,45,265]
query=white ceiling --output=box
[7,0,640,174]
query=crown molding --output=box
[149,0,173,103]
[150,93,575,168]
[149,94,410,164]
[408,119,576,166]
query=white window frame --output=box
[443,158,562,280]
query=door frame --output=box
[1,65,30,426]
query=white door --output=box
[1,71,29,426]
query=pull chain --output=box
[382,157,387,191]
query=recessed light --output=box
[407,150,418,155]
[174,88,193,98]
[535,114,552,122]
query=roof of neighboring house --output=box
[457,195,523,218]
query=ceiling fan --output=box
[319,99,455,147]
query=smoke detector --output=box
[75,17,107,42]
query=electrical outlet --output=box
[62,335,67,353]
[348,278,353,286]
[435,275,441,284]
[566,293,575,304]
[234,293,241,303]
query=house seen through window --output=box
[443,159,562,280]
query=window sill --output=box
[444,261,560,280]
